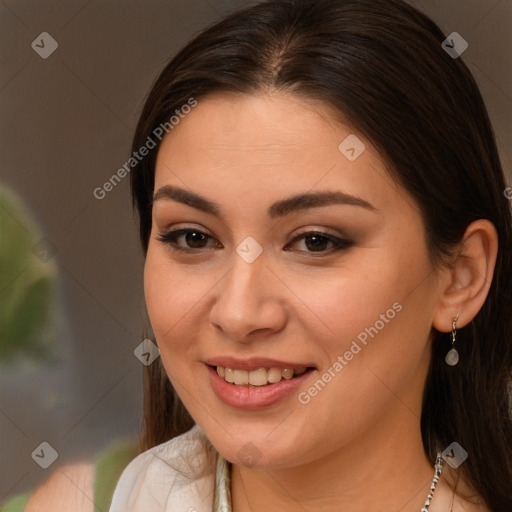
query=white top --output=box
[109,425,225,512]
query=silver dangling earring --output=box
[445,315,459,366]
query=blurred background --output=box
[0,0,511,504]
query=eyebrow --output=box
[152,185,378,218]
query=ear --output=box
[432,219,498,332]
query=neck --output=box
[231,411,441,512]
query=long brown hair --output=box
[130,1,512,509]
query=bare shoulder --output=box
[25,462,95,512]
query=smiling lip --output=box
[204,357,316,371]
[206,358,316,409]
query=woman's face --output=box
[145,91,442,468]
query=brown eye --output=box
[184,231,209,248]
[286,231,353,254]
[156,229,219,250]
[303,234,331,252]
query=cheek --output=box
[143,253,205,396]
[143,252,199,352]
[144,257,174,335]
[143,247,223,371]
[144,246,194,327]
[301,261,410,351]
[304,239,434,385]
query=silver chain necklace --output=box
[421,453,445,511]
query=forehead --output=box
[157,91,347,157]
[153,91,405,215]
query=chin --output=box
[196,420,305,468]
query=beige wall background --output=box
[1,0,510,502]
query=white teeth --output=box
[233,369,249,385]
[249,368,268,386]
[224,367,235,383]
[282,368,294,380]
[267,367,283,383]
[216,366,308,386]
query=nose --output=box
[208,253,287,343]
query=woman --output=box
[110,0,512,510]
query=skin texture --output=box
[145,91,497,511]
[25,462,95,512]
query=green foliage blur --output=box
[0,185,58,365]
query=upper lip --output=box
[205,357,316,371]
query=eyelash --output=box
[156,228,353,255]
